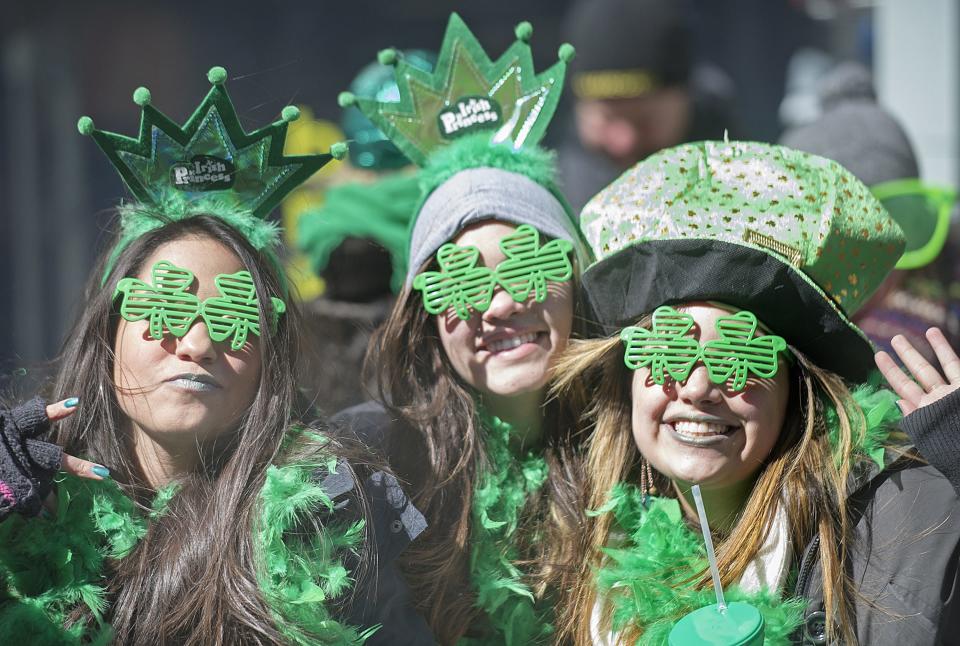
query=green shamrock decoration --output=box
[620,306,700,384]
[114,261,201,339]
[413,243,496,320]
[201,270,285,351]
[701,311,786,391]
[495,224,574,303]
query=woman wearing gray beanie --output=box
[332,14,592,645]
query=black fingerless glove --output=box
[0,397,63,520]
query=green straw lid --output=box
[668,601,765,646]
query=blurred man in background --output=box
[558,0,739,212]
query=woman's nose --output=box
[174,320,217,363]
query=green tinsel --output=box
[592,382,902,645]
[461,411,552,645]
[0,454,366,645]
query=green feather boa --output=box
[461,411,552,645]
[0,455,367,645]
[592,382,902,645]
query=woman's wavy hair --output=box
[364,234,590,645]
[549,308,909,646]
[50,214,366,645]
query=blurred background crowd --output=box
[3,0,958,412]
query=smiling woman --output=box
[330,14,593,644]
[552,140,960,645]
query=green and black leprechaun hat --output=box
[579,140,906,381]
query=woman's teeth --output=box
[487,332,538,353]
[672,420,732,437]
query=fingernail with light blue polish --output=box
[91,465,110,478]
[64,398,79,408]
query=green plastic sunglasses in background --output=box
[114,261,286,351]
[872,179,957,270]
[621,306,788,392]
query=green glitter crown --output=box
[78,66,344,223]
[339,13,575,167]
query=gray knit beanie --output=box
[780,62,919,185]
[405,167,590,286]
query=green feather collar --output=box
[462,411,552,645]
[592,383,902,644]
[0,454,367,645]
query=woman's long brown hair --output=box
[549,321,887,646]
[49,215,368,645]
[365,274,589,644]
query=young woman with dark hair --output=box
[332,15,591,644]
[0,69,425,645]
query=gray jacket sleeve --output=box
[900,387,960,494]
[320,456,435,645]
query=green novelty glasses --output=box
[621,306,788,392]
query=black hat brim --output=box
[582,238,877,383]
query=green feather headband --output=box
[78,66,347,283]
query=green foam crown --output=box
[342,13,574,167]
[78,66,337,223]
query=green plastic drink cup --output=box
[668,601,764,646]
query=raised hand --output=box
[875,328,960,415]
[44,399,109,481]
[0,398,108,521]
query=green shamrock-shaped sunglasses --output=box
[412,224,574,320]
[113,260,286,350]
[621,306,789,392]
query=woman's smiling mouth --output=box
[663,417,738,446]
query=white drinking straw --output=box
[691,484,727,613]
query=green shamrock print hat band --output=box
[580,140,905,382]
[413,224,574,320]
[114,261,285,350]
[79,66,346,282]
[621,306,787,392]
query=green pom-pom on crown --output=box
[337,91,357,108]
[133,87,152,106]
[77,116,95,136]
[207,66,228,85]
[514,21,533,43]
[378,48,398,66]
[330,142,349,160]
[281,105,300,123]
[558,43,576,63]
